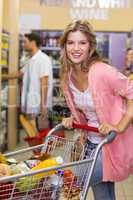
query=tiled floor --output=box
[87,175,133,200]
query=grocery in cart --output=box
[0,123,116,200]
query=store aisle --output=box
[87,175,133,200]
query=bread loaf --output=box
[19,114,36,137]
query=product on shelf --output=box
[1,31,9,69]
[1,31,9,152]
[130,73,133,80]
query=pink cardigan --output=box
[62,62,133,182]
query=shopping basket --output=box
[0,123,116,200]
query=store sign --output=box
[70,0,130,8]
[70,8,108,20]
[40,0,132,20]
[69,0,131,20]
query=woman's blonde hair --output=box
[60,20,102,82]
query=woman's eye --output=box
[80,41,88,45]
[67,41,73,45]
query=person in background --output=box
[2,33,53,132]
[123,48,133,78]
[60,20,133,200]
[21,33,53,131]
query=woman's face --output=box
[66,31,90,66]
[126,49,133,64]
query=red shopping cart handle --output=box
[72,123,99,133]
[51,123,117,143]
[53,123,99,132]
[72,123,117,143]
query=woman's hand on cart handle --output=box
[98,123,119,135]
[72,123,117,143]
[54,122,117,143]
[62,116,74,129]
[48,117,74,135]
[61,119,118,134]
[62,117,99,132]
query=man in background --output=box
[21,33,53,131]
[2,33,53,133]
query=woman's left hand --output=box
[98,123,119,135]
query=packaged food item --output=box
[7,158,17,165]
[63,169,74,186]
[0,153,7,164]
[10,164,21,175]
[16,156,63,192]
[24,159,40,168]
[0,152,18,165]
[31,156,63,179]
[0,163,11,177]
[10,162,30,175]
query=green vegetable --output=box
[16,176,37,192]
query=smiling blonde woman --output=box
[60,20,133,200]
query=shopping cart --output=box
[0,123,116,200]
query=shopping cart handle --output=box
[52,123,99,133]
[103,131,117,144]
[52,123,116,144]
[72,123,99,132]
[53,123,99,132]
[53,123,65,132]
[72,123,117,143]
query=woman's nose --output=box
[73,43,80,50]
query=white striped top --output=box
[69,80,102,144]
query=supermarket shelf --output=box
[41,46,61,51]
[0,31,9,151]
[1,65,8,69]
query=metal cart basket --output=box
[0,123,116,200]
